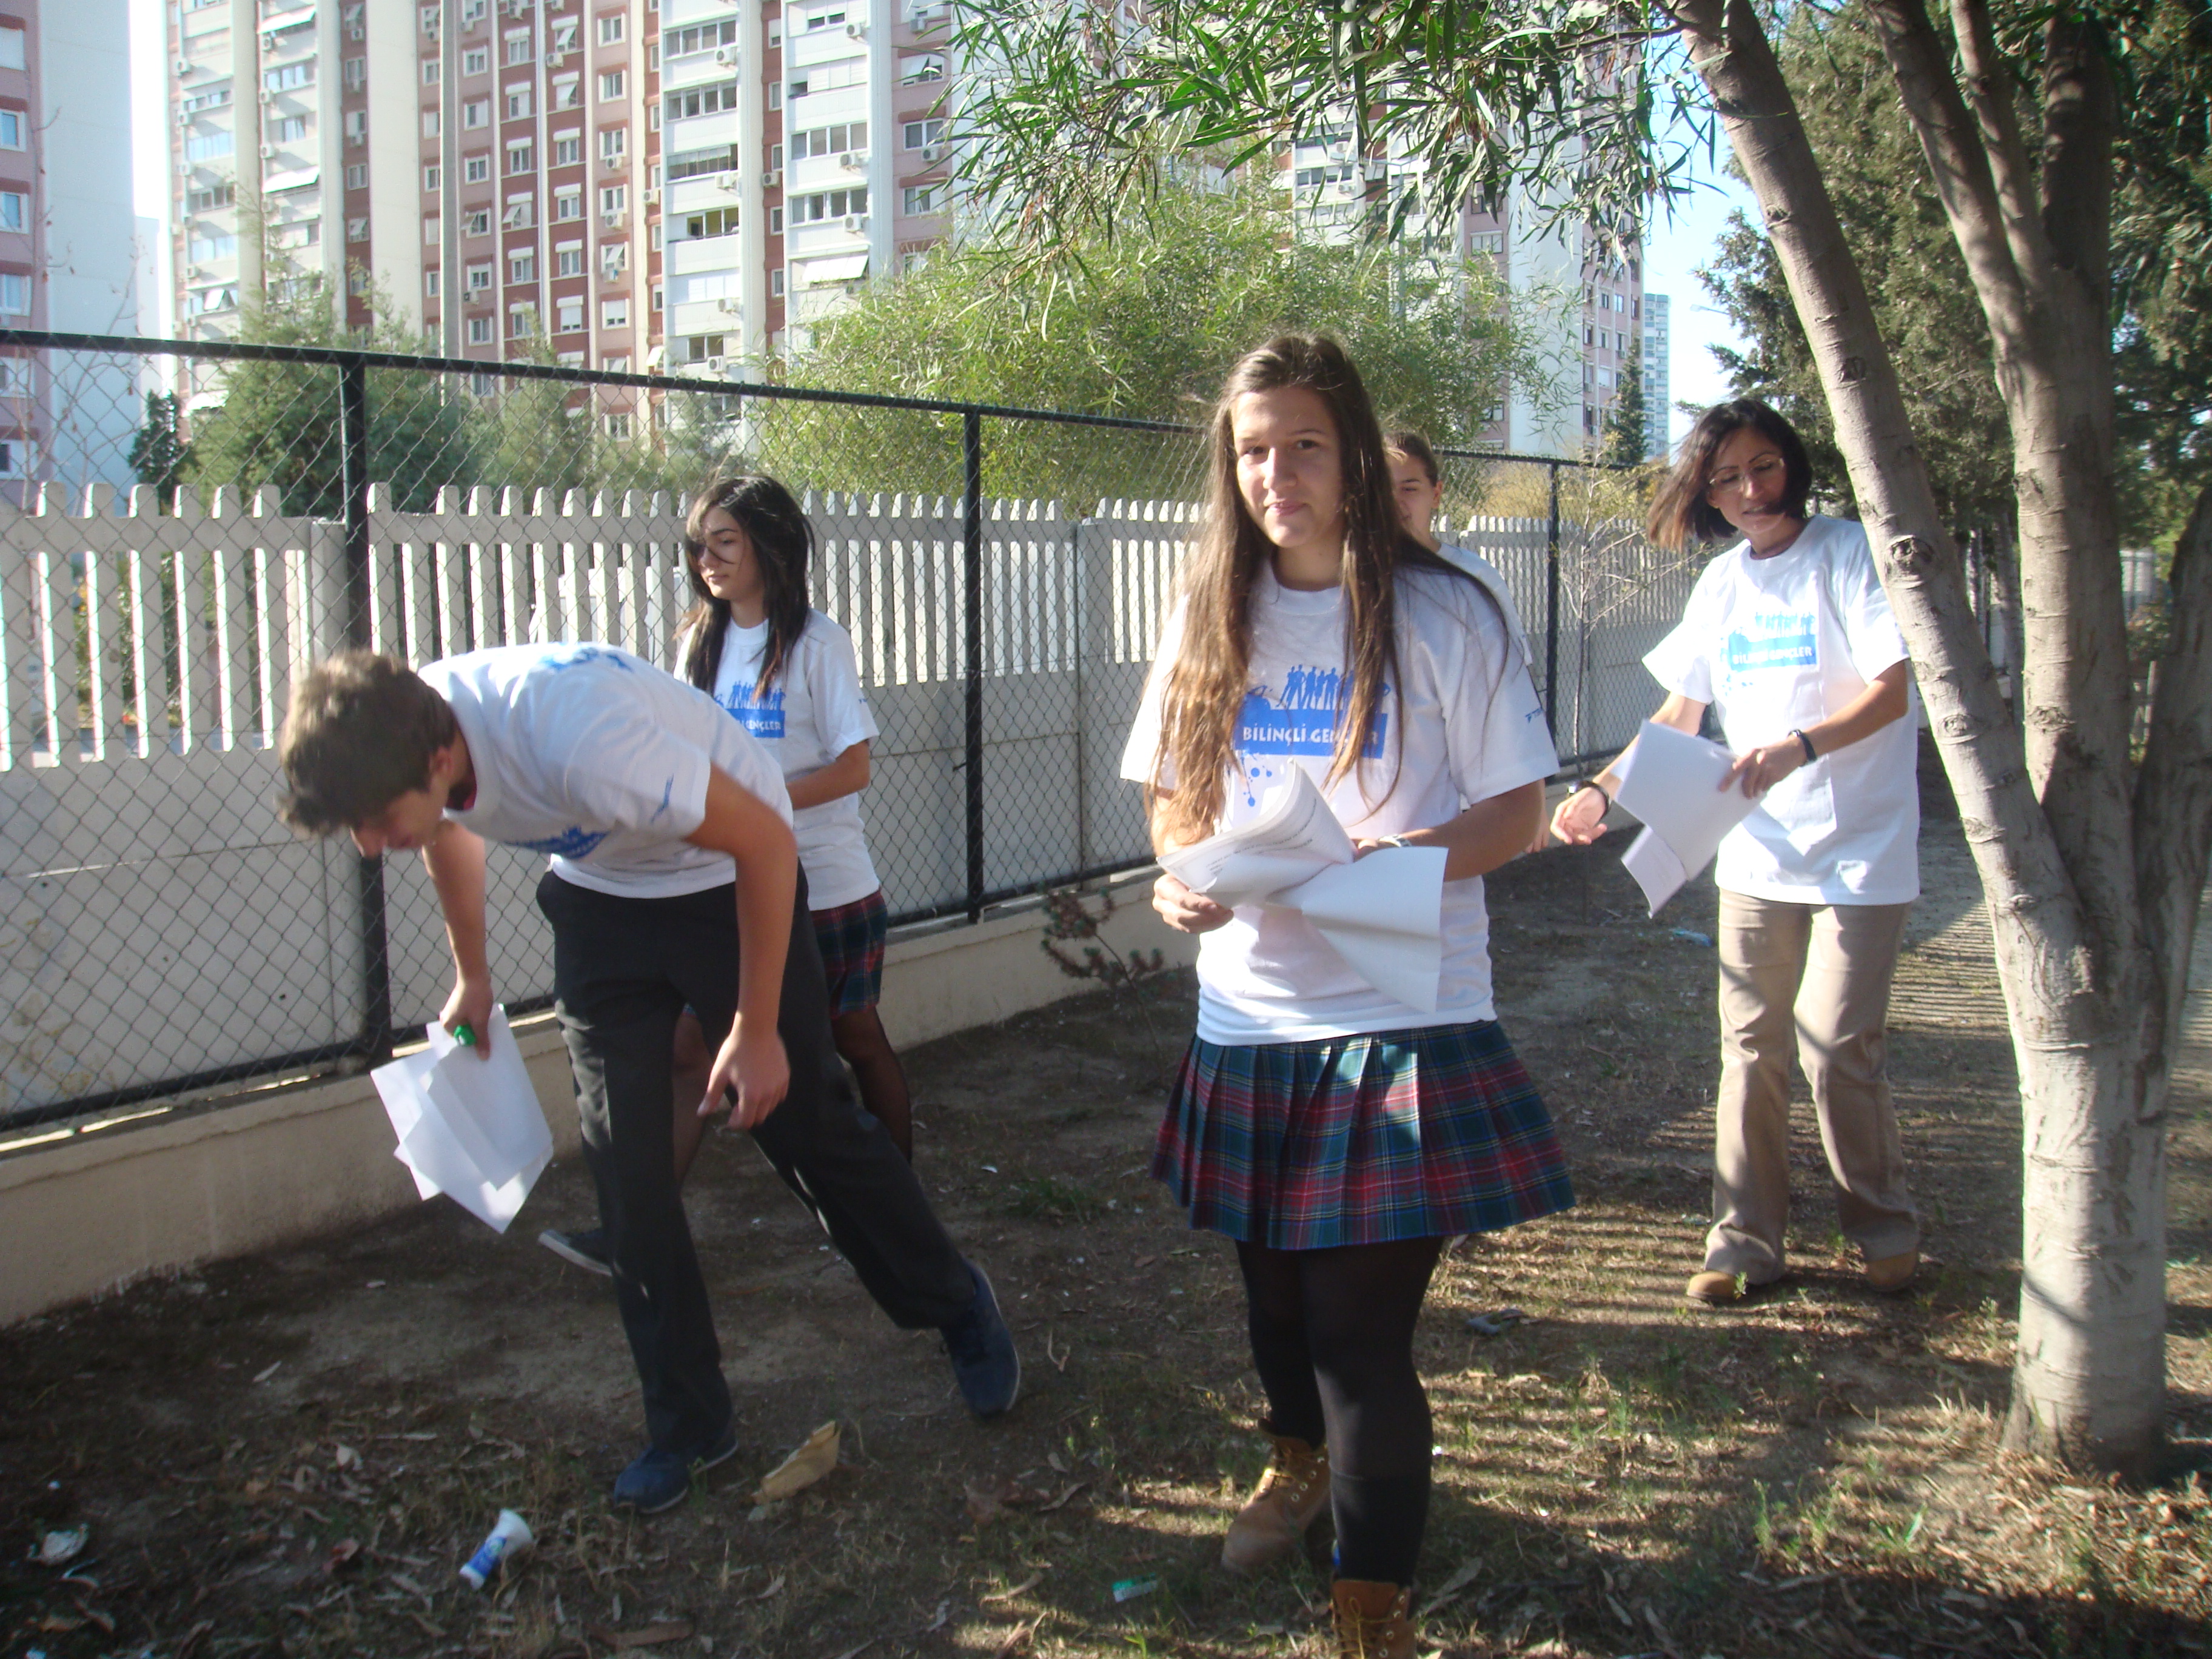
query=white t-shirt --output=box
[1121,565,1558,1044]
[1436,542,1538,673]
[420,643,791,899]
[707,611,883,910]
[1642,514,1920,903]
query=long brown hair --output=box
[677,475,814,696]
[1153,335,1460,845]
[1646,400,1812,551]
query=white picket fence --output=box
[0,484,1685,1121]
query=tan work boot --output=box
[1685,1269,1744,1306]
[1331,1578,1417,1659]
[1865,1249,1919,1292]
[1219,1430,1330,1574]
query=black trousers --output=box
[538,868,976,1454]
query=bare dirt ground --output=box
[4,746,2210,1659]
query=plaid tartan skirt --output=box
[811,888,888,1018]
[1153,1020,1574,1248]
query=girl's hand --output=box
[705,1020,791,1129]
[1723,742,1804,798]
[1153,872,1235,934]
[1549,785,1611,846]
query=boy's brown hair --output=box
[279,651,458,834]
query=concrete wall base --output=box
[0,871,1193,1327]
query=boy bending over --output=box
[280,645,1017,1512]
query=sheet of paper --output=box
[1157,769,1448,1011]
[373,1007,552,1234]
[1610,720,1762,914]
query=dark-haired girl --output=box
[1122,337,1570,1658]
[1549,400,1921,1308]
[679,475,912,1162]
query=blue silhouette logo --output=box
[514,825,611,859]
[541,645,632,674]
[1236,665,1387,759]
[720,683,786,740]
[1724,615,1817,674]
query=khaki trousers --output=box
[1704,890,1918,1282]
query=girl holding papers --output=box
[1122,335,1569,1657]
[1548,400,1921,1310]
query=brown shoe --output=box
[1332,1578,1417,1659]
[1865,1249,1919,1292]
[1219,1430,1330,1574]
[1686,1269,1744,1306]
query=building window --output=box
[600,70,626,99]
[790,121,865,160]
[683,208,736,239]
[652,283,663,312]
[768,206,782,234]
[464,154,489,182]
[600,241,628,277]
[0,195,26,233]
[551,18,578,53]
[665,83,736,121]
[421,56,440,85]
[789,187,866,224]
[463,47,488,76]
[423,214,441,243]
[346,163,369,189]
[509,250,535,283]
[553,74,582,109]
[553,133,581,166]
[422,109,441,137]
[463,99,489,128]
[468,315,493,344]
[423,164,441,192]
[187,232,236,261]
[600,126,626,166]
[599,184,627,220]
[605,353,631,373]
[347,216,369,242]
[468,263,493,291]
[0,272,28,313]
[666,145,740,182]
[604,412,633,440]
[598,13,626,44]
[601,297,629,329]
[554,189,582,220]
[903,118,947,150]
[344,110,368,143]
[662,19,736,58]
[557,298,584,332]
[342,56,366,90]
[272,116,310,144]
[507,139,534,173]
[899,53,945,84]
[188,183,236,212]
[503,195,537,229]
[509,303,538,337]
[769,268,785,297]
[466,209,491,236]
[424,267,441,296]
[901,184,939,216]
[505,85,534,120]
[504,31,532,65]
[420,5,441,39]
[265,61,316,93]
[186,131,236,161]
[555,244,583,275]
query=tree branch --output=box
[2133,478,2212,1084]
[1949,0,2047,279]
[1860,0,2034,346]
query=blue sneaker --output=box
[941,1261,1020,1419]
[612,1421,739,1514]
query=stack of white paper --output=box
[1160,769,1450,1012]
[1612,720,1762,914]
[372,1007,554,1233]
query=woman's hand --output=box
[1549,784,1611,846]
[705,1019,791,1130]
[1153,871,1235,934]
[440,974,495,1056]
[1723,740,1806,799]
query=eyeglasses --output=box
[1706,454,1786,496]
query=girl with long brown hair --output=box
[1121,337,1572,1657]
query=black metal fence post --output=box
[1543,459,1563,744]
[340,352,394,1064]
[962,409,985,922]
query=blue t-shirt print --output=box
[515,826,611,859]
[1724,612,1818,675]
[720,682,786,741]
[1233,665,1389,803]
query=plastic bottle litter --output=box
[1670,928,1715,947]
[1112,1576,1159,1603]
[457,1509,533,1589]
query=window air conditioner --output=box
[716,170,741,191]
[258,87,272,103]
[261,33,278,51]
[837,151,863,170]
[545,51,564,65]
[174,59,194,77]
[713,47,734,65]
[706,354,725,371]
[260,143,278,158]
[841,213,864,232]
[643,186,659,203]
[761,168,781,187]
[845,21,864,37]
[919,144,942,163]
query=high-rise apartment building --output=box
[1641,291,1670,460]
[168,0,960,412]
[0,0,139,490]
[1281,135,1643,461]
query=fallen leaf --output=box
[993,1621,1035,1658]
[33,1526,89,1567]
[980,1572,1044,1603]
[75,1606,116,1635]
[333,1445,360,1470]
[1420,1556,1484,1615]
[323,1539,363,1575]
[754,1421,840,1503]
[752,1572,786,1601]
[920,1600,951,1633]
[1038,1482,1088,1513]
[965,1480,1008,1525]
[588,1621,694,1649]
[38,1614,85,1632]
[1046,1453,1070,1474]
[252,1361,283,1383]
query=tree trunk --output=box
[1672,0,2167,1476]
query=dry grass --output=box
[3,752,2209,1657]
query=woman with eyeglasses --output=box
[1547,400,1922,1308]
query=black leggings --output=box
[1236,1236,1443,1584]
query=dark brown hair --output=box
[677,474,814,696]
[1151,335,1477,843]
[278,651,459,834]
[1646,399,1813,551]
[1384,429,1441,485]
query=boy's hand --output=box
[441,976,495,1056]
[1152,871,1234,934]
[703,1021,790,1130]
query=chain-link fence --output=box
[0,328,1692,1131]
